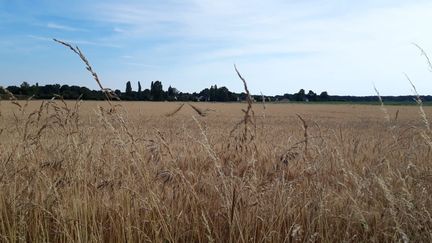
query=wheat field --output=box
[0,99,431,242]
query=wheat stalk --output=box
[405,73,430,132]
[189,104,208,117]
[413,43,432,72]
[53,39,119,106]
[231,65,256,140]
[296,114,309,159]
[165,103,185,117]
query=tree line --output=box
[0,81,238,102]
[1,81,431,104]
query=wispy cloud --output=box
[2,0,432,95]
[90,1,432,56]
[113,27,127,33]
[46,22,87,32]
[28,34,122,48]
[124,62,158,68]
[27,34,52,41]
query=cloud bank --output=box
[1,0,432,95]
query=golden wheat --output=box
[0,100,431,242]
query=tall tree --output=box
[319,91,329,101]
[138,81,142,93]
[20,82,30,95]
[293,89,306,101]
[209,85,218,101]
[167,86,178,98]
[298,89,305,97]
[125,81,132,94]
[151,81,164,101]
[307,90,317,101]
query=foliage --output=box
[5,81,432,104]
[151,81,164,101]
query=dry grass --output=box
[0,99,432,242]
[53,39,119,105]
[0,40,431,242]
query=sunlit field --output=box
[0,100,431,242]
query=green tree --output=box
[20,82,30,95]
[319,91,329,101]
[215,86,230,101]
[151,81,164,101]
[114,89,122,98]
[125,81,132,94]
[7,86,21,95]
[209,85,217,101]
[294,89,306,101]
[307,90,317,101]
[142,89,151,100]
[167,86,178,100]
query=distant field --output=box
[0,100,431,242]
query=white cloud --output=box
[47,23,86,32]
[75,1,432,94]
[6,0,432,95]
[28,34,122,48]
[27,34,52,42]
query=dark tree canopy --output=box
[125,81,132,94]
[307,90,317,101]
[151,81,164,101]
[1,80,427,104]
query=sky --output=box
[1,0,432,96]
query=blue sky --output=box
[1,0,432,95]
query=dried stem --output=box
[53,39,119,106]
[405,73,430,132]
[296,114,309,159]
[0,87,17,100]
[189,104,208,117]
[232,65,256,139]
[165,103,185,117]
[412,43,432,72]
